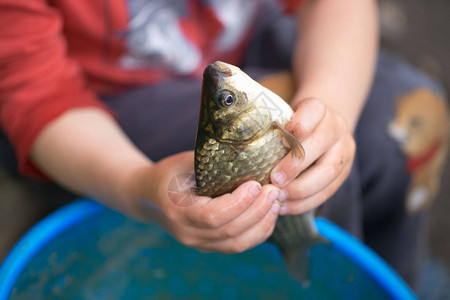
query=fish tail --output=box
[281,242,323,287]
[269,210,329,286]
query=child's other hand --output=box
[126,152,281,253]
[270,98,356,215]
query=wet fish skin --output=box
[194,61,326,284]
[195,129,287,197]
[195,61,297,196]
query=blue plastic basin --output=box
[0,199,417,299]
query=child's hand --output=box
[270,98,356,215]
[127,152,281,253]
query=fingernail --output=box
[272,171,286,185]
[249,184,262,197]
[271,202,281,214]
[279,190,288,202]
[279,206,290,215]
[268,190,279,203]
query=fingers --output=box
[172,183,281,252]
[196,184,281,241]
[269,97,356,216]
[147,152,281,254]
[283,137,355,203]
[288,97,326,139]
[182,180,263,228]
[280,160,353,215]
[271,100,334,186]
[197,201,278,253]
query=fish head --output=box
[198,61,273,144]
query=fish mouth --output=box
[211,61,233,76]
[204,61,233,80]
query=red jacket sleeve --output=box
[0,0,113,178]
[277,0,308,14]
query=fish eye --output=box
[218,91,235,107]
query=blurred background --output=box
[378,0,450,299]
[379,0,450,297]
[377,0,450,274]
[1,0,449,298]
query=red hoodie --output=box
[0,0,305,177]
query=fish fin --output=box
[271,211,329,285]
[273,121,305,160]
[282,235,330,287]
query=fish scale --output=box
[195,129,287,197]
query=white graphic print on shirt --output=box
[121,0,260,75]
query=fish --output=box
[194,61,328,284]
